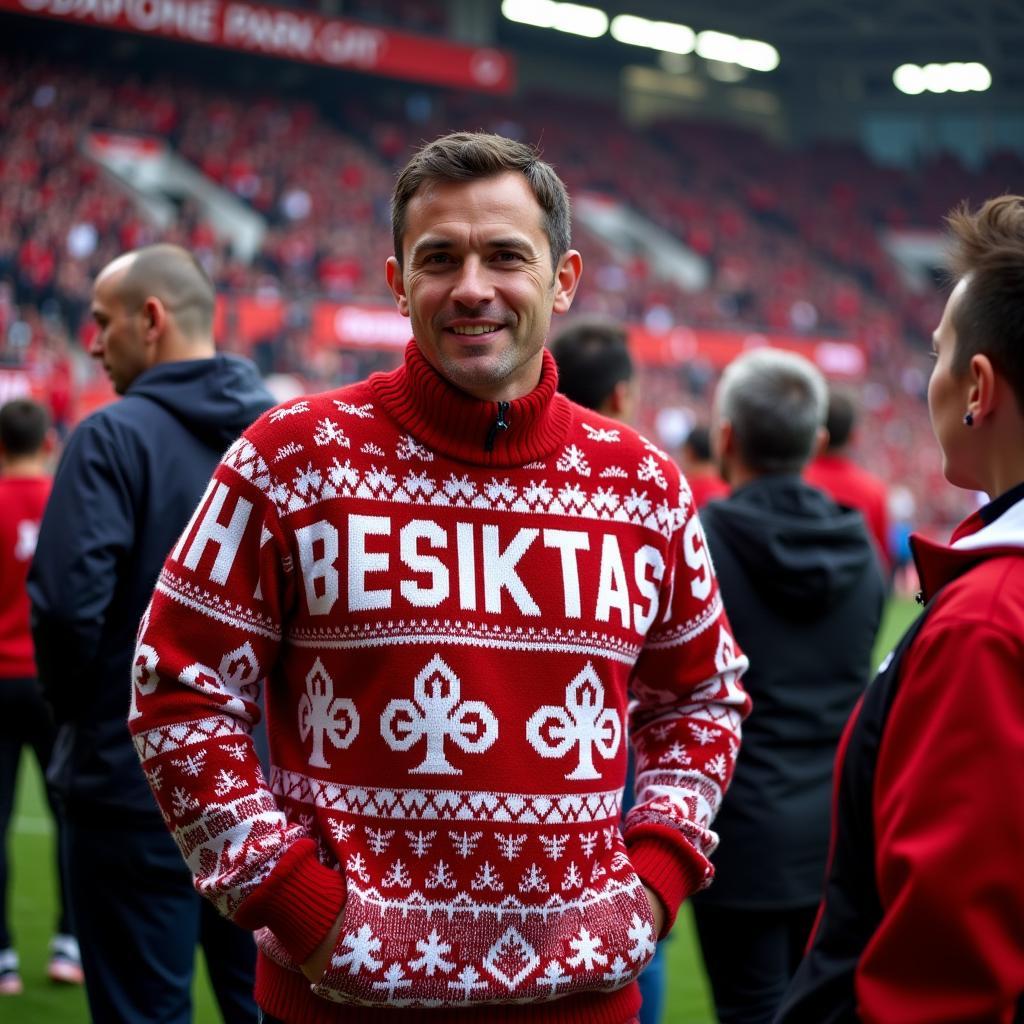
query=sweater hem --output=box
[255,955,641,1023]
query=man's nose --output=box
[88,332,104,358]
[450,258,494,307]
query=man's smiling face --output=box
[387,171,581,403]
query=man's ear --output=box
[967,352,996,424]
[141,297,166,345]
[386,257,409,317]
[812,425,829,459]
[551,250,583,315]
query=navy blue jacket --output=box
[28,355,274,825]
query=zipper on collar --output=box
[484,401,510,452]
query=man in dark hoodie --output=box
[690,348,884,1024]
[28,244,273,1023]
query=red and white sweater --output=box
[130,342,749,1024]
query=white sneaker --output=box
[48,934,84,986]
[0,948,22,995]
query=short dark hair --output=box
[824,388,857,450]
[0,398,50,456]
[684,425,712,462]
[946,195,1024,412]
[391,132,571,268]
[717,348,827,474]
[549,318,633,411]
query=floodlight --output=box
[610,14,695,54]
[501,0,557,29]
[502,0,608,37]
[696,30,741,64]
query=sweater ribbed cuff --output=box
[626,829,708,938]
[234,838,347,965]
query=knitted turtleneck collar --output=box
[369,340,573,467]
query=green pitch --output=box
[6,597,920,1023]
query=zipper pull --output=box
[485,401,510,451]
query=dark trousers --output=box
[66,820,258,1024]
[0,676,71,949]
[693,902,818,1024]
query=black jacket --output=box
[28,355,273,825]
[694,475,884,908]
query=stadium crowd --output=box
[3,47,1018,531]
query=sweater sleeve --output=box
[128,435,345,965]
[623,484,750,935]
[857,616,1024,1023]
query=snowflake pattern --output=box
[689,722,719,746]
[361,442,386,457]
[561,862,584,890]
[409,929,456,976]
[333,400,374,419]
[346,852,370,883]
[365,827,395,855]
[405,830,437,858]
[334,923,383,975]
[471,861,504,892]
[495,833,529,860]
[213,768,246,797]
[627,912,657,962]
[599,466,629,479]
[425,860,458,889]
[518,863,549,893]
[637,454,668,490]
[381,859,413,888]
[313,417,351,448]
[396,435,434,461]
[661,742,691,766]
[450,831,483,858]
[539,834,569,860]
[172,751,207,778]
[268,400,309,423]
[566,926,607,970]
[328,819,355,844]
[581,423,621,443]
[171,786,199,818]
[704,753,728,780]
[556,444,591,477]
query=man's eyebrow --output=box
[408,237,454,261]
[487,236,535,252]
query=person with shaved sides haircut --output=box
[28,244,274,1023]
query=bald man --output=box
[28,245,274,1023]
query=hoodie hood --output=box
[913,486,1024,601]
[702,474,877,619]
[127,354,273,449]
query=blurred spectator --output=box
[0,397,82,996]
[806,387,892,575]
[693,349,884,1024]
[680,425,729,508]
[28,245,272,1023]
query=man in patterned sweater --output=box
[130,132,750,1024]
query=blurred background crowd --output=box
[3,0,1022,552]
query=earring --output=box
[963,411,974,427]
